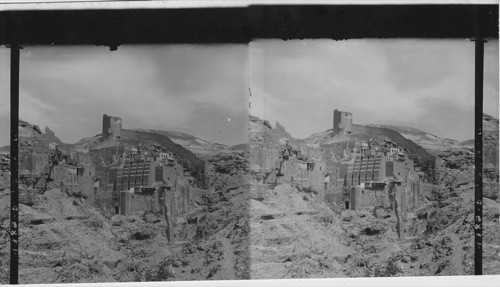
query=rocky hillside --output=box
[459,139,474,146]
[482,114,499,201]
[19,120,42,138]
[248,115,273,134]
[340,150,477,277]
[248,116,301,148]
[134,129,228,155]
[272,122,301,147]
[483,113,499,133]
[480,113,499,275]
[42,127,75,155]
[379,125,459,151]
[303,129,333,145]
[119,129,206,184]
[249,182,350,278]
[0,176,249,283]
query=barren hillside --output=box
[248,114,496,278]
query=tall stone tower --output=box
[102,114,122,140]
[333,109,353,136]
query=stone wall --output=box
[102,114,122,140]
[51,165,78,191]
[19,152,50,175]
[250,148,281,173]
[32,154,50,175]
[89,146,123,166]
[78,165,96,200]
[352,187,388,210]
[250,131,280,149]
[111,160,191,232]
[49,164,95,201]
[333,109,353,135]
[282,159,326,198]
[76,152,93,166]
[385,160,409,180]
[121,191,158,215]
[19,152,32,172]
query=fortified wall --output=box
[281,159,326,197]
[50,164,95,199]
[324,153,425,213]
[250,131,327,197]
[103,156,192,242]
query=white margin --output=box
[0,0,499,11]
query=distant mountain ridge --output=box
[376,124,459,151]
[134,129,228,154]
[119,129,205,174]
[377,114,498,151]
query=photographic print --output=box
[0,44,250,283]
[248,38,499,278]
[0,2,498,286]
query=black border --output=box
[9,44,19,285]
[3,4,498,284]
[0,5,498,45]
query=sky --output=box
[0,45,249,147]
[0,39,498,147]
[249,39,499,141]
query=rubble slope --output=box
[0,151,250,284]
[250,182,350,278]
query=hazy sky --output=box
[250,39,499,141]
[0,39,498,147]
[0,45,248,147]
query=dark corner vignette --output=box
[1,4,498,284]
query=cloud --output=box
[0,39,497,147]
[1,45,248,146]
